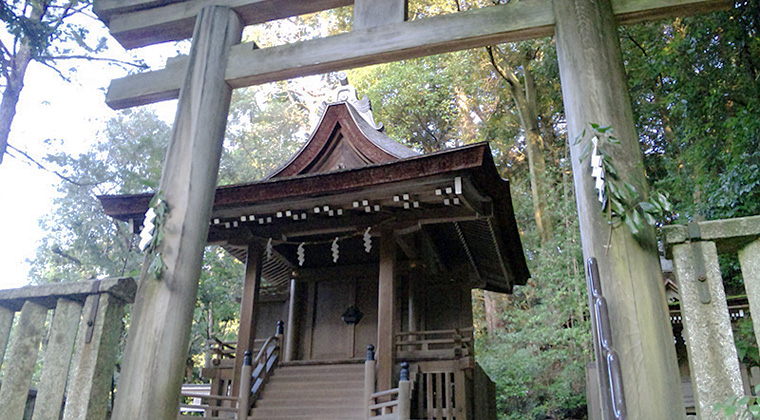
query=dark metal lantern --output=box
[341,305,364,325]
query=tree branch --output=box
[7,143,101,187]
[52,245,83,266]
[38,54,148,69]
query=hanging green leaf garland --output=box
[574,123,672,250]
[139,192,169,279]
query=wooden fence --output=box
[0,277,136,420]
[663,214,760,419]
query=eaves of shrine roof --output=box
[98,141,530,293]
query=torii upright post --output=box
[110,7,242,420]
[553,0,685,418]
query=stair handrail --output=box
[246,320,284,411]
[179,321,283,419]
[367,361,411,420]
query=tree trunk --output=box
[494,54,554,246]
[483,291,504,336]
[507,65,554,246]
[0,25,35,164]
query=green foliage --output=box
[735,317,760,367]
[28,108,170,283]
[714,388,760,419]
[476,162,591,420]
[574,123,673,249]
[221,83,312,183]
[622,2,760,221]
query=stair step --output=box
[249,416,364,420]
[261,387,363,399]
[272,369,365,380]
[249,363,368,420]
[256,396,362,408]
[264,380,363,390]
[250,406,364,418]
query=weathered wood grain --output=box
[376,231,396,391]
[0,301,47,420]
[233,244,262,395]
[104,0,351,48]
[553,0,685,417]
[32,298,83,420]
[354,0,407,30]
[63,294,126,420]
[104,0,731,110]
[110,7,243,420]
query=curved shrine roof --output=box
[98,102,530,293]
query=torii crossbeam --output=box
[94,1,733,419]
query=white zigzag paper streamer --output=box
[590,136,605,204]
[139,206,157,252]
[297,243,305,266]
[363,227,372,253]
[331,237,340,263]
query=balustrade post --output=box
[739,238,760,350]
[664,225,743,419]
[364,344,376,420]
[238,351,252,420]
[276,320,284,360]
[0,301,47,420]
[397,362,411,420]
[0,305,13,365]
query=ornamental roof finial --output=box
[317,72,383,131]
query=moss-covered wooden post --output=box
[553,0,684,417]
[111,6,243,420]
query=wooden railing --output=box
[663,215,760,418]
[391,328,475,420]
[410,359,468,420]
[207,337,267,367]
[248,325,283,403]
[179,321,283,419]
[366,355,411,420]
[0,277,136,420]
[395,328,473,361]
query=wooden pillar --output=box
[284,278,297,362]
[377,231,397,390]
[111,7,243,420]
[552,0,684,418]
[234,243,263,394]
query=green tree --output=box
[621,2,760,221]
[0,0,145,164]
[28,108,169,283]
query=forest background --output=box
[2,0,760,419]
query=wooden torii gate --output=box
[92,0,732,419]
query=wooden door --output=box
[308,277,378,361]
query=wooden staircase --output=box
[249,363,365,420]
